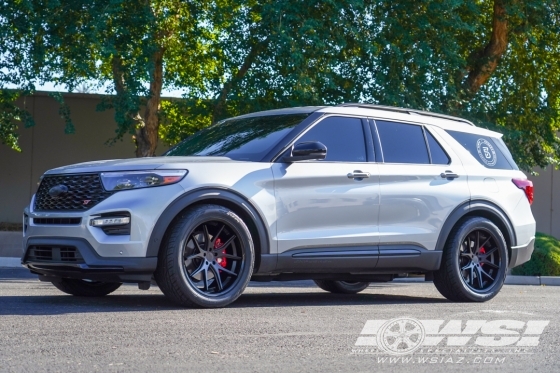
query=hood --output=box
[44,156,234,175]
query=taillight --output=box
[512,178,534,205]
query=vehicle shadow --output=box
[0,282,447,316]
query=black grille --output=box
[33,217,82,225]
[34,174,113,211]
[26,246,84,263]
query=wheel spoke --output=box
[477,236,491,254]
[202,267,210,291]
[476,231,480,255]
[202,224,210,250]
[214,235,236,253]
[481,260,499,269]
[209,264,223,291]
[212,224,225,246]
[479,266,495,281]
[191,235,204,253]
[219,266,238,277]
[480,246,498,258]
[475,267,484,289]
[469,266,475,287]
[218,253,242,260]
[190,261,207,278]
[186,252,204,261]
[461,262,473,271]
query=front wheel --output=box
[433,217,508,302]
[314,280,370,294]
[51,279,122,297]
[155,204,254,308]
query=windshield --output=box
[165,114,309,161]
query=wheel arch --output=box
[436,200,516,262]
[146,187,270,272]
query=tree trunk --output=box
[135,47,165,157]
[464,0,509,96]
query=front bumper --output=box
[508,237,535,269]
[22,237,157,283]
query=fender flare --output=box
[435,199,517,252]
[146,187,271,258]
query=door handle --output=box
[347,170,371,179]
[440,170,459,179]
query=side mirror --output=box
[283,141,327,162]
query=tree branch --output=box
[464,0,509,95]
[212,39,268,122]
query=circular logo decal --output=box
[476,139,497,166]
[376,317,425,355]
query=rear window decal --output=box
[476,139,497,167]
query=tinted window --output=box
[297,116,366,162]
[165,114,309,161]
[425,130,450,164]
[446,130,515,170]
[376,121,429,164]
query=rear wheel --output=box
[155,204,254,308]
[51,279,122,297]
[433,217,508,302]
[314,280,370,294]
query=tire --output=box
[433,217,508,302]
[51,279,122,297]
[154,204,254,308]
[314,280,370,294]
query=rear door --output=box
[373,120,470,259]
[271,115,380,270]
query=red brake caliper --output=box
[479,247,486,267]
[214,238,227,268]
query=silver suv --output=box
[22,104,536,307]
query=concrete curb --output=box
[0,257,22,268]
[394,275,560,286]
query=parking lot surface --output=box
[1,268,558,373]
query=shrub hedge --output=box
[511,232,560,276]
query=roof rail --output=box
[336,103,475,126]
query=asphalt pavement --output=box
[1,268,559,373]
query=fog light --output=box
[90,216,130,227]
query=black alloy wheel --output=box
[433,217,508,302]
[458,229,502,292]
[182,221,244,295]
[155,204,254,308]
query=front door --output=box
[272,116,380,270]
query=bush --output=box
[511,232,560,276]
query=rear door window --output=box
[376,121,430,164]
[425,130,450,165]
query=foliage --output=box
[512,232,560,277]
[1,0,559,168]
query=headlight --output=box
[100,170,187,191]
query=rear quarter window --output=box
[445,130,517,170]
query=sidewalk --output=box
[0,231,22,267]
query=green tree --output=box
[1,0,218,156]
[1,0,560,170]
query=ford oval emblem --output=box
[48,184,68,198]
